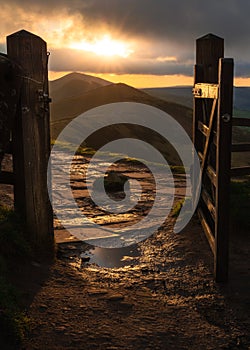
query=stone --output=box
[106,293,125,301]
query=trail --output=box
[21,155,249,349]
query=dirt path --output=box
[1,154,249,349]
[19,216,249,350]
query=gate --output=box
[193,34,234,282]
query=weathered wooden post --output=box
[193,34,224,157]
[7,30,54,254]
[215,58,233,281]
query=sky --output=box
[1,0,250,87]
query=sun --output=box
[70,35,133,58]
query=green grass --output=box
[171,179,250,231]
[51,140,186,175]
[233,108,250,119]
[230,178,250,229]
[171,199,185,218]
[0,205,31,348]
[171,197,192,218]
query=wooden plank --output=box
[7,30,54,253]
[231,166,250,177]
[231,143,250,152]
[0,171,14,185]
[198,151,203,161]
[198,121,209,137]
[215,58,234,283]
[201,188,216,221]
[197,208,215,255]
[200,98,218,175]
[232,118,250,127]
[193,83,219,99]
[207,165,216,187]
[198,122,218,149]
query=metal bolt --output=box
[22,106,30,114]
[221,114,231,123]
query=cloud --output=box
[1,0,250,77]
[49,48,193,76]
[235,62,250,78]
[6,0,249,45]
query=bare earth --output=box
[20,218,250,350]
[0,154,249,349]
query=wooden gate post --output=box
[196,34,224,83]
[215,58,234,281]
[7,30,54,254]
[194,34,224,152]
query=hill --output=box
[143,86,250,116]
[50,75,193,166]
[143,85,250,166]
[49,72,111,103]
[142,87,193,109]
[234,87,250,111]
[49,73,249,166]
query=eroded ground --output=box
[1,154,249,349]
[22,217,250,350]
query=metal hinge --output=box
[37,89,52,103]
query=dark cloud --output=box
[76,0,250,46]
[49,48,193,76]
[2,0,250,77]
[235,62,250,78]
[7,0,250,44]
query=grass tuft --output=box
[0,205,31,348]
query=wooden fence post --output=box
[193,35,224,189]
[196,34,224,83]
[7,30,54,254]
[215,58,234,282]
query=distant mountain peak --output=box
[49,72,112,102]
[51,72,111,85]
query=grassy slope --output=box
[49,74,249,166]
[49,72,111,104]
[143,86,250,113]
[0,206,31,349]
[50,82,193,166]
[142,86,193,109]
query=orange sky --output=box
[1,3,250,88]
[49,71,250,88]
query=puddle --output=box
[81,244,141,268]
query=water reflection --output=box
[82,244,140,268]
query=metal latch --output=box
[193,83,219,99]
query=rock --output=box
[93,171,130,192]
[80,253,91,262]
[106,293,124,301]
[88,288,109,296]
